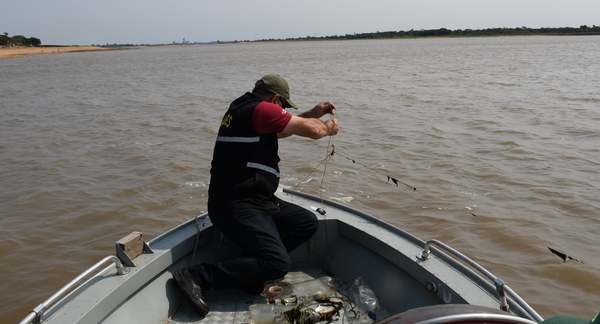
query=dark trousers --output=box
[191,198,318,294]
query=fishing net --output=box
[250,276,376,324]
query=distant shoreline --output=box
[0,46,119,59]
[245,32,600,44]
[249,26,600,43]
[98,32,600,49]
[4,27,599,55]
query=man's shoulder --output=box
[252,101,292,134]
[227,93,262,114]
[255,101,286,113]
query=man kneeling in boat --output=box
[173,74,339,316]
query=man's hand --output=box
[313,101,336,118]
[299,101,336,119]
[324,118,339,136]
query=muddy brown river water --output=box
[1,36,599,322]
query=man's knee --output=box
[308,212,318,234]
[262,252,291,281]
[301,210,319,239]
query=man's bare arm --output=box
[298,101,336,119]
[278,116,339,139]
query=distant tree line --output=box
[0,32,42,47]
[256,25,600,42]
[93,43,138,48]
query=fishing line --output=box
[293,154,330,189]
[334,148,417,191]
[293,117,416,193]
[320,136,335,187]
[294,111,337,188]
[317,111,338,271]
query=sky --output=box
[2,0,599,45]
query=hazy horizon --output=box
[2,0,599,45]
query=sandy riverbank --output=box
[0,46,116,59]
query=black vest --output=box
[208,92,281,203]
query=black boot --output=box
[173,268,210,317]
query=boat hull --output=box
[22,188,542,323]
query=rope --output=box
[317,118,337,271]
[335,148,417,191]
[320,137,335,187]
[295,154,329,187]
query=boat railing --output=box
[19,256,127,324]
[420,239,543,323]
[416,313,539,324]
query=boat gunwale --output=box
[20,188,543,323]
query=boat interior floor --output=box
[168,269,383,324]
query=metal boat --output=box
[20,188,543,324]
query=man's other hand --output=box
[312,101,336,118]
[325,118,339,136]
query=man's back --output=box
[208,92,286,205]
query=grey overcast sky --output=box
[2,0,599,45]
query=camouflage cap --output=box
[259,74,298,109]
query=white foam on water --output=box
[300,177,314,184]
[331,196,354,203]
[184,181,206,188]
